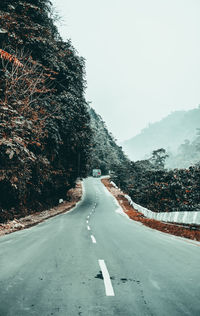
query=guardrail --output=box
[111,181,200,225]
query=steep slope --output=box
[0,0,92,221]
[89,107,128,174]
[122,106,200,161]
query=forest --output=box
[111,150,200,214]
[88,107,128,175]
[0,0,92,221]
[0,0,128,222]
[117,107,200,214]
[0,0,199,224]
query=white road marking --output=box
[98,260,115,296]
[91,235,96,243]
[87,216,90,219]
[87,226,91,231]
[86,220,89,224]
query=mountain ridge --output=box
[122,106,200,161]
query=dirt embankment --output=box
[0,181,82,237]
[102,179,200,242]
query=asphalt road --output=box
[0,177,200,316]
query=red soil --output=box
[102,179,200,242]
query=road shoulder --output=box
[101,178,200,242]
[0,181,82,237]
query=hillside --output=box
[122,106,200,162]
[0,0,92,221]
[89,107,128,174]
[0,0,129,223]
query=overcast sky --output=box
[53,0,200,141]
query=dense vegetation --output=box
[0,0,129,223]
[0,0,199,223]
[0,0,92,221]
[111,158,200,213]
[88,108,128,174]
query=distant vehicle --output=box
[92,169,101,177]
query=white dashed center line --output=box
[87,226,91,231]
[86,220,89,224]
[91,235,96,244]
[98,260,115,296]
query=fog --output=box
[53,0,200,141]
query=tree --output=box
[0,0,92,220]
[88,107,128,175]
[150,148,169,169]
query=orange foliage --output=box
[0,49,23,68]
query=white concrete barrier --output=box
[110,181,118,189]
[109,182,200,225]
[124,194,200,225]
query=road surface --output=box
[0,177,200,316]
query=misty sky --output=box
[53,0,200,141]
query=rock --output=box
[14,222,24,229]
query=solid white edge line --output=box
[98,260,115,296]
[91,235,96,243]
[87,226,91,231]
